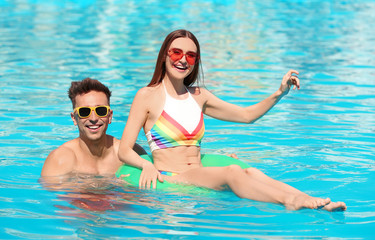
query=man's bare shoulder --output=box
[110,135,120,143]
[106,134,119,148]
[41,139,78,177]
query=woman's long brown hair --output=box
[147,29,202,87]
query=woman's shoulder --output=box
[188,86,213,100]
[187,86,203,94]
[133,85,164,109]
[136,85,162,98]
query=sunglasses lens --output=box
[169,48,183,61]
[95,106,108,117]
[78,107,91,118]
[185,52,197,65]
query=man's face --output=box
[71,91,112,142]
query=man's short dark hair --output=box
[68,78,112,108]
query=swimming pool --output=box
[1,0,374,239]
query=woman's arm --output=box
[202,70,300,123]
[118,88,163,189]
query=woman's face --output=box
[165,37,198,81]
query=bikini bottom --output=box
[158,170,179,177]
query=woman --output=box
[119,29,346,211]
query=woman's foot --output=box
[285,195,331,210]
[322,201,347,211]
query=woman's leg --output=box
[167,165,332,210]
[244,168,307,195]
[243,168,347,211]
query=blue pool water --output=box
[1,0,375,239]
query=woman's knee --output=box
[225,165,246,177]
[224,165,250,185]
[244,167,262,176]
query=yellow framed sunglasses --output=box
[73,106,110,118]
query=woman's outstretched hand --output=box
[139,161,164,189]
[279,70,300,96]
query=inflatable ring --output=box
[116,154,250,190]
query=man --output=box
[41,77,146,177]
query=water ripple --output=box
[1,0,375,239]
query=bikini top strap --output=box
[184,85,191,96]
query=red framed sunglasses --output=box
[167,48,199,65]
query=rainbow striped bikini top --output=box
[146,83,205,152]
